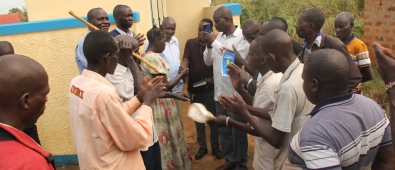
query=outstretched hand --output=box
[373,42,395,84]
[134,33,146,47]
[173,92,190,101]
[219,92,249,117]
[180,68,189,78]
[137,76,166,106]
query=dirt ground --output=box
[182,101,256,170]
[57,93,256,170]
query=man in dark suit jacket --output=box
[110,4,145,49]
[296,7,361,91]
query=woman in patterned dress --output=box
[141,27,191,170]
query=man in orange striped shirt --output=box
[335,12,373,93]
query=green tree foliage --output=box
[212,0,364,42]
[8,6,28,22]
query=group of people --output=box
[1,3,395,170]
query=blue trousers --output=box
[190,91,220,149]
[216,101,248,170]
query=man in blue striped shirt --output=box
[284,49,395,170]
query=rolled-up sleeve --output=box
[102,97,153,151]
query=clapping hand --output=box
[137,77,167,106]
[218,92,249,117]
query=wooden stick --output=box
[69,11,159,72]
[69,11,99,30]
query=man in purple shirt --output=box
[179,18,222,160]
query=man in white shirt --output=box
[200,6,250,170]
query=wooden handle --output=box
[69,11,159,72]
[69,11,99,30]
[132,52,159,72]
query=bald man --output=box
[242,19,260,43]
[200,6,250,170]
[285,49,395,169]
[0,41,14,56]
[335,12,373,94]
[220,30,314,170]
[0,42,42,145]
[110,5,145,48]
[233,19,260,82]
[215,37,283,170]
[75,8,110,74]
[0,55,54,169]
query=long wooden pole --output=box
[69,11,159,72]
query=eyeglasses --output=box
[243,31,259,43]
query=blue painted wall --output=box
[0,12,140,36]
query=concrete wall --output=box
[364,0,395,64]
[25,0,151,36]
[0,0,241,166]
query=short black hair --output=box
[201,18,213,30]
[113,4,129,17]
[304,49,350,91]
[83,30,118,64]
[271,17,288,31]
[147,27,166,42]
[336,12,355,24]
[301,7,325,30]
[87,8,103,21]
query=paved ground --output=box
[57,90,256,170]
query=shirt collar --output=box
[166,36,177,45]
[115,27,133,36]
[81,69,116,90]
[309,92,354,117]
[304,31,322,49]
[256,71,274,86]
[219,26,242,38]
[341,34,355,45]
[279,58,301,85]
[194,37,204,46]
[114,63,128,73]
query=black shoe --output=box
[212,147,223,159]
[195,147,208,160]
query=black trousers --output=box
[140,142,162,170]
